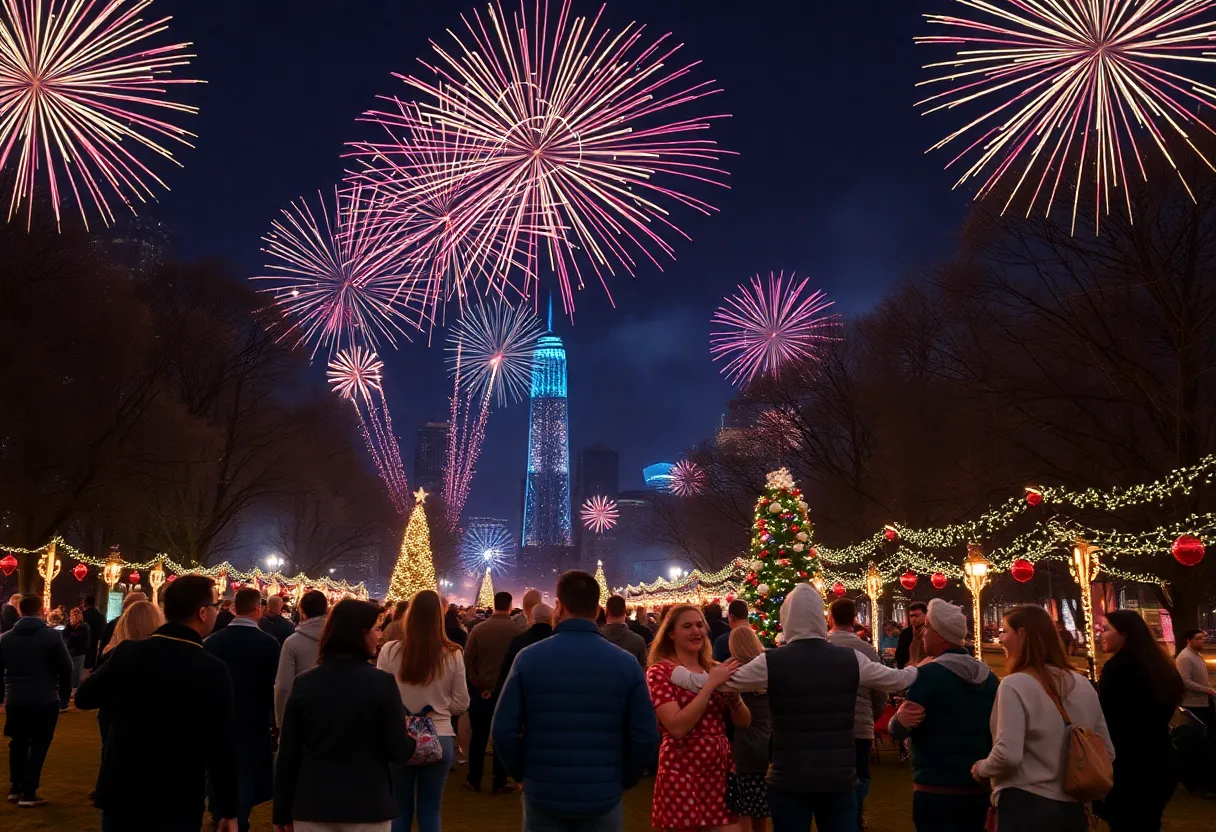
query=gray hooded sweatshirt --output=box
[274,614,327,726]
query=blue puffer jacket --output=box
[492,618,659,815]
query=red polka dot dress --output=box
[647,661,737,831]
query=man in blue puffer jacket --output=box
[493,569,659,831]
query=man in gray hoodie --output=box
[273,590,328,727]
[826,598,887,828]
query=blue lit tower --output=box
[521,301,573,581]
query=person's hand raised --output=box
[706,659,739,690]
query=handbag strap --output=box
[1031,671,1073,727]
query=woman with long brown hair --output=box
[1097,610,1184,832]
[971,605,1114,831]
[376,590,469,832]
[647,604,748,832]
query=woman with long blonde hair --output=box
[375,590,469,832]
[726,627,771,832]
[102,601,162,658]
[647,604,748,832]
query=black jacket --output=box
[707,616,731,642]
[0,603,19,634]
[63,621,91,658]
[895,625,922,669]
[204,620,282,808]
[1099,650,1178,806]
[76,623,239,821]
[627,618,654,646]
[496,622,553,693]
[259,613,295,645]
[273,657,414,825]
[98,617,118,654]
[213,609,235,632]
[0,617,72,707]
[82,606,105,669]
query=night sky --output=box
[148,0,969,531]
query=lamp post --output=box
[1070,538,1101,681]
[37,541,61,615]
[811,571,826,599]
[962,543,990,660]
[149,559,166,608]
[864,562,882,652]
[102,546,123,592]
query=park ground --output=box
[2,703,1214,832]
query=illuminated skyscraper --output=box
[520,305,573,581]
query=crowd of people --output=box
[0,573,1213,831]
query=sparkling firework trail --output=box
[446,300,542,408]
[710,272,842,387]
[442,340,490,531]
[917,0,1216,232]
[580,495,619,534]
[670,460,706,497]
[327,347,410,516]
[460,522,516,576]
[393,0,732,320]
[253,186,419,358]
[0,0,202,229]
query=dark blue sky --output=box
[148,0,969,530]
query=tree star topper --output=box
[767,467,795,491]
[414,488,428,505]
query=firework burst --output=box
[710,272,842,387]
[461,521,516,576]
[670,460,706,497]
[446,300,542,408]
[254,186,419,358]
[580,495,619,534]
[392,0,731,320]
[917,0,1216,232]
[327,347,410,515]
[0,0,202,229]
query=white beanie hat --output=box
[926,598,968,646]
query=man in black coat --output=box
[80,596,105,671]
[77,575,239,831]
[0,594,20,634]
[496,603,554,693]
[703,602,731,642]
[258,595,295,644]
[0,595,72,807]
[205,587,281,832]
[895,601,928,669]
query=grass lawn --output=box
[2,708,1214,831]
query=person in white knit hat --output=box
[890,598,998,832]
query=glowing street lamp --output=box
[149,560,166,608]
[103,545,123,591]
[962,543,990,660]
[864,562,882,652]
[37,541,61,615]
[811,571,826,599]
[1070,538,1101,681]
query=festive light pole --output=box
[149,560,166,608]
[811,571,826,599]
[962,543,990,660]
[864,562,882,652]
[103,546,123,592]
[37,542,61,614]
[1070,538,1102,681]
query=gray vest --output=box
[765,638,860,793]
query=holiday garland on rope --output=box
[741,468,822,644]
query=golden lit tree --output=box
[476,566,495,609]
[387,489,437,602]
[594,559,609,606]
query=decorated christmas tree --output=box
[742,468,822,644]
[476,567,495,609]
[386,489,437,602]
[594,559,610,605]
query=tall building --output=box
[520,308,574,582]
[575,445,619,502]
[414,422,449,496]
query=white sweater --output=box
[1176,647,1212,708]
[376,643,470,736]
[974,669,1114,804]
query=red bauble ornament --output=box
[831,581,846,597]
[791,525,800,532]
[884,526,898,541]
[72,563,88,582]
[0,553,18,576]
[1172,535,1206,567]
[1025,489,1043,507]
[167,574,177,583]
[128,570,141,584]
[930,572,947,590]
[798,571,807,578]
[1010,558,1035,583]
[726,593,735,602]
[808,548,818,558]
[899,570,918,591]
[778,558,790,567]
[792,489,801,496]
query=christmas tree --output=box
[594,560,610,605]
[476,567,495,609]
[386,489,438,602]
[742,468,821,644]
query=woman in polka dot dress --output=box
[647,604,750,832]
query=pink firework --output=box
[581,496,619,535]
[917,0,1216,233]
[386,0,731,320]
[670,460,706,497]
[0,0,202,229]
[710,272,842,387]
[327,347,410,516]
[254,186,419,358]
